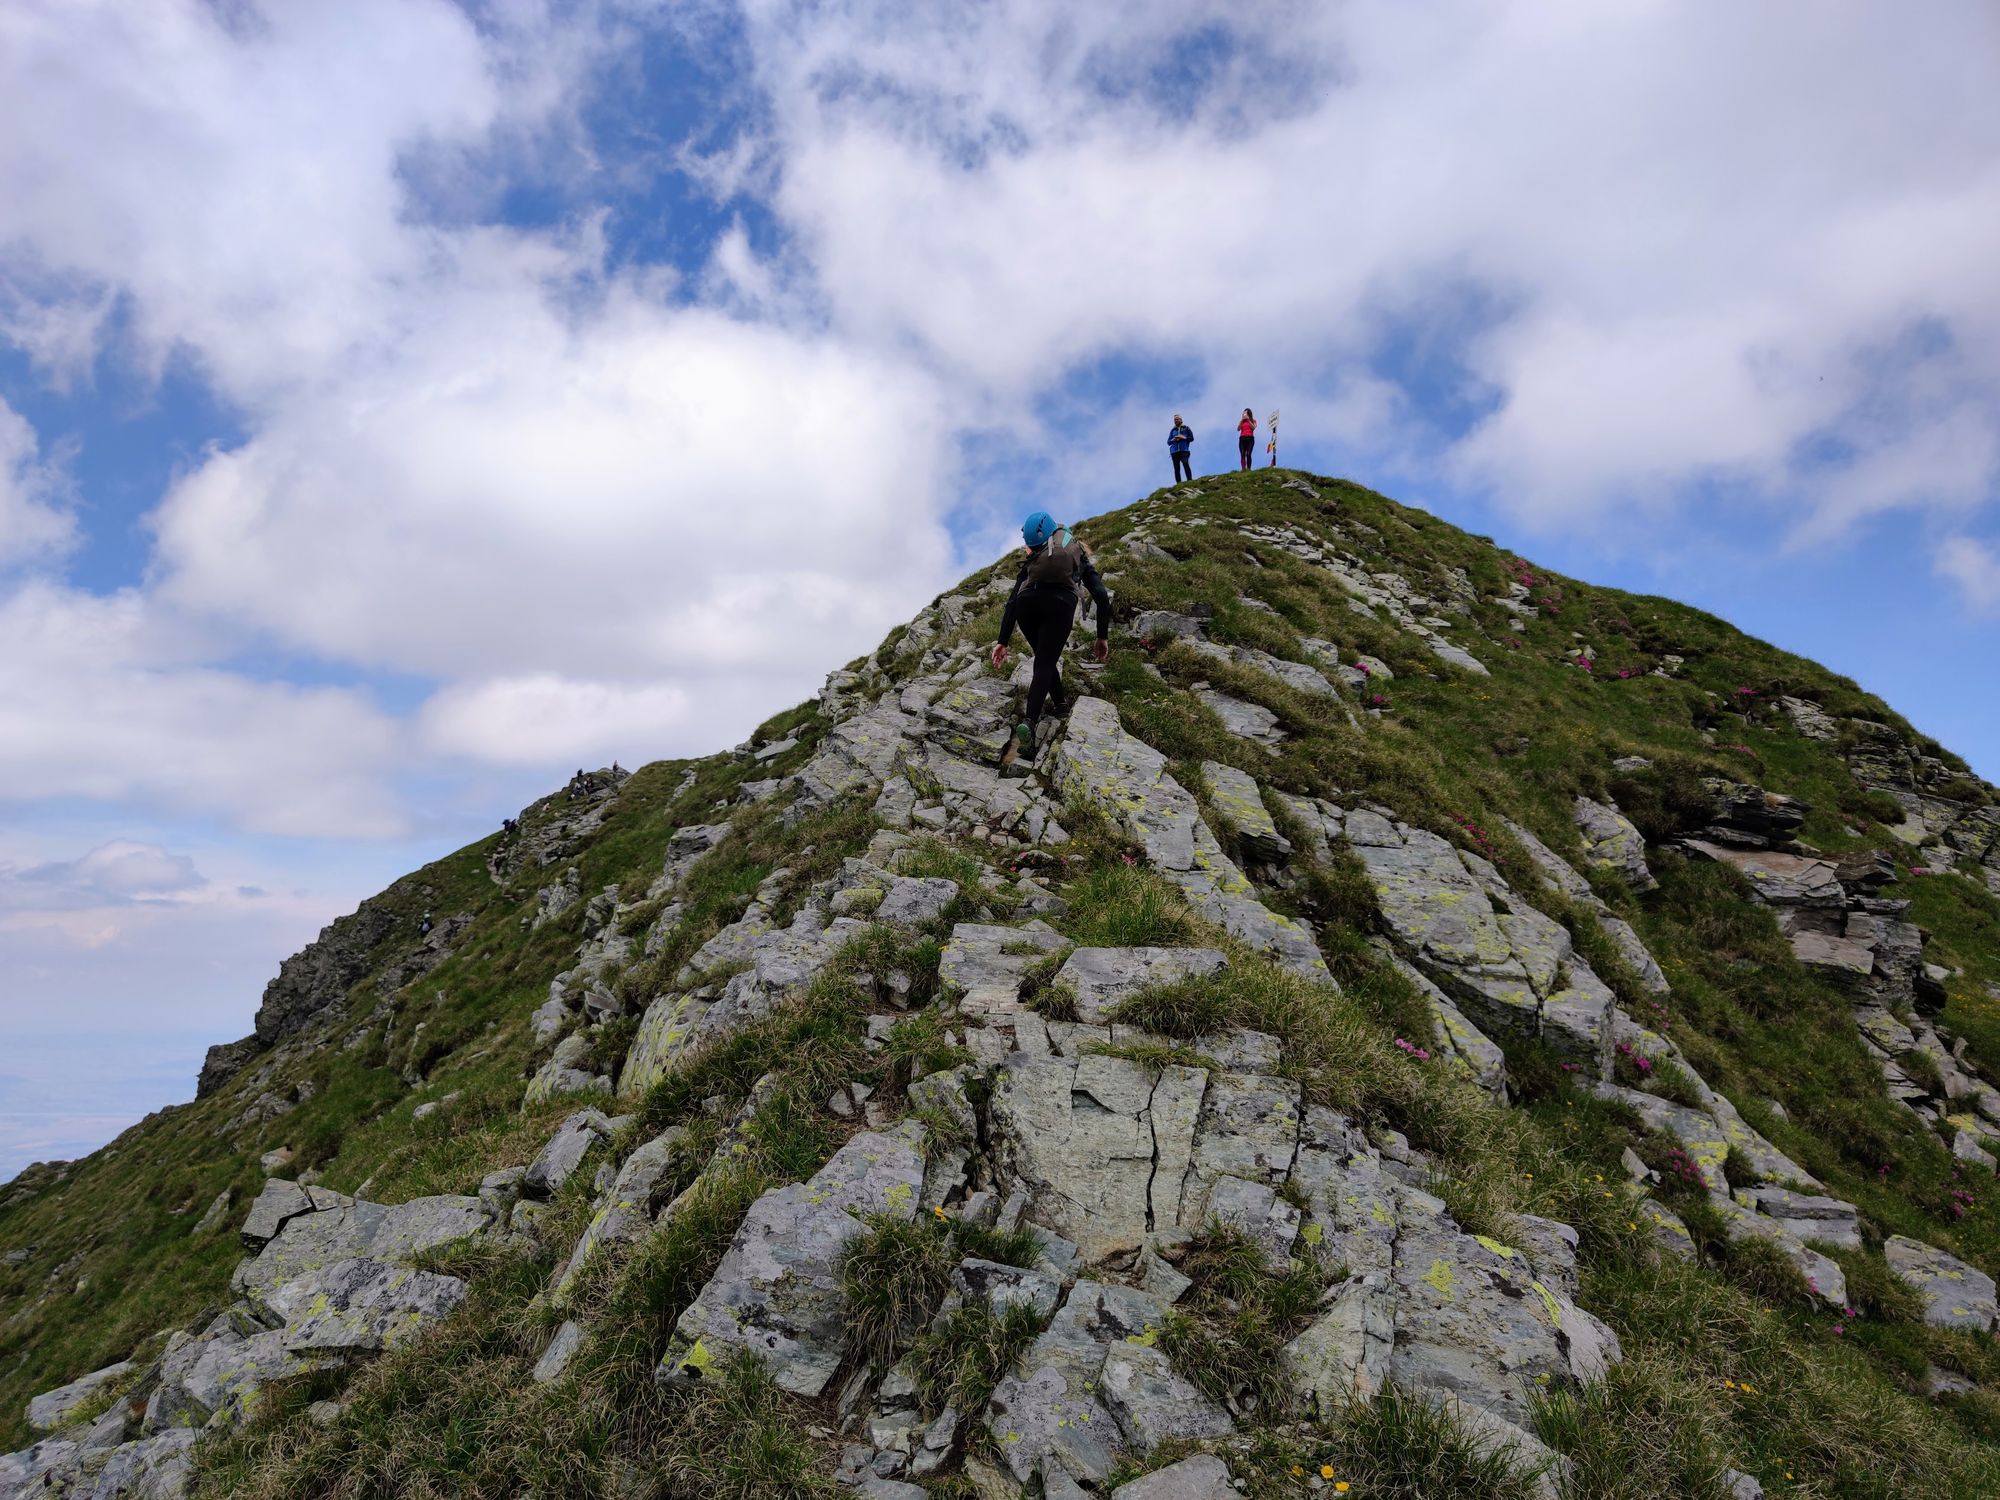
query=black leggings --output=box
[1238,434,1254,469]
[1014,588,1076,725]
[1172,451,1192,482]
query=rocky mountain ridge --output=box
[6,470,2000,1499]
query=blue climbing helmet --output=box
[1022,510,1057,547]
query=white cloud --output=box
[4,840,206,906]
[0,398,74,565]
[0,581,407,837]
[1936,535,2000,616]
[735,0,2000,533]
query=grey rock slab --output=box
[1885,1235,1998,1331]
[1052,946,1229,1023]
[26,1360,136,1434]
[1711,1199,1848,1309]
[1281,1272,1396,1414]
[876,876,960,926]
[553,1127,685,1301]
[145,1326,334,1433]
[268,1256,470,1353]
[532,1320,584,1384]
[1098,1341,1231,1452]
[1600,915,1670,994]
[1734,1187,1861,1250]
[953,1258,1062,1320]
[940,921,1069,1016]
[1200,760,1290,860]
[83,1428,198,1500]
[522,1108,612,1199]
[239,1178,322,1250]
[1129,610,1206,641]
[1204,1174,1301,1266]
[661,1188,870,1396]
[1387,1191,1622,1434]
[658,1123,926,1395]
[1681,842,1844,908]
[232,1192,491,1309]
[989,1053,1207,1261]
[1574,796,1656,892]
[1110,1454,1239,1500]
[796,701,918,806]
[1195,687,1284,746]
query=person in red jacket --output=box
[1237,408,1256,471]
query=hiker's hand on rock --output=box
[991,644,1008,670]
[1093,639,1109,663]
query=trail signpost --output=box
[1267,408,1279,468]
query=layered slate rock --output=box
[24,1361,135,1434]
[552,1127,684,1302]
[1199,760,1290,861]
[987,1280,1227,1488]
[1885,1235,1998,1332]
[1050,946,1229,1023]
[1574,796,1657,892]
[1346,809,1614,1070]
[263,1257,469,1353]
[232,1188,490,1310]
[621,909,871,1097]
[660,1122,927,1395]
[1279,1106,1616,1464]
[1053,699,1329,980]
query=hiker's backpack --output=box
[1027,526,1083,588]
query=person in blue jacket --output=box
[1167,415,1194,483]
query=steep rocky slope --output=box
[7,470,2000,1500]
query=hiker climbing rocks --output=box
[1168,414,1194,483]
[1237,408,1256,471]
[419,910,433,937]
[992,511,1111,764]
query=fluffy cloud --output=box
[1936,535,2000,616]
[4,841,205,907]
[738,0,2000,532]
[0,582,407,837]
[0,399,73,566]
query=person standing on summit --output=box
[1237,408,1257,471]
[1167,415,1194,483]
[992,511,1112,764]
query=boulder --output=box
[266,1257,469,1353]
[522,1109,613,1199]
[232,1191,490,1309]
[659,1123,926,1395]
[1884,1235,1998,1332]
[1051,946,1229,1023]
[26,1361,135,1433]
[1199,761,1290,860]
[1110,1454,1239,1500]
[1574,796,1656,892]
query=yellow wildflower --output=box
[1336,1486,1351,1494]
[1321,1464,1336,1479]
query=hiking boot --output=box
[1013,721,1037,763]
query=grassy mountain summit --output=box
[6,469,2000,1499]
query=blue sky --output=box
[2,0,1998,1180]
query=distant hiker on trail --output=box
[1168,415,1194,483]
[992,511,1111,764]
[1237,408,1256,471]
[420,911,433,937]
